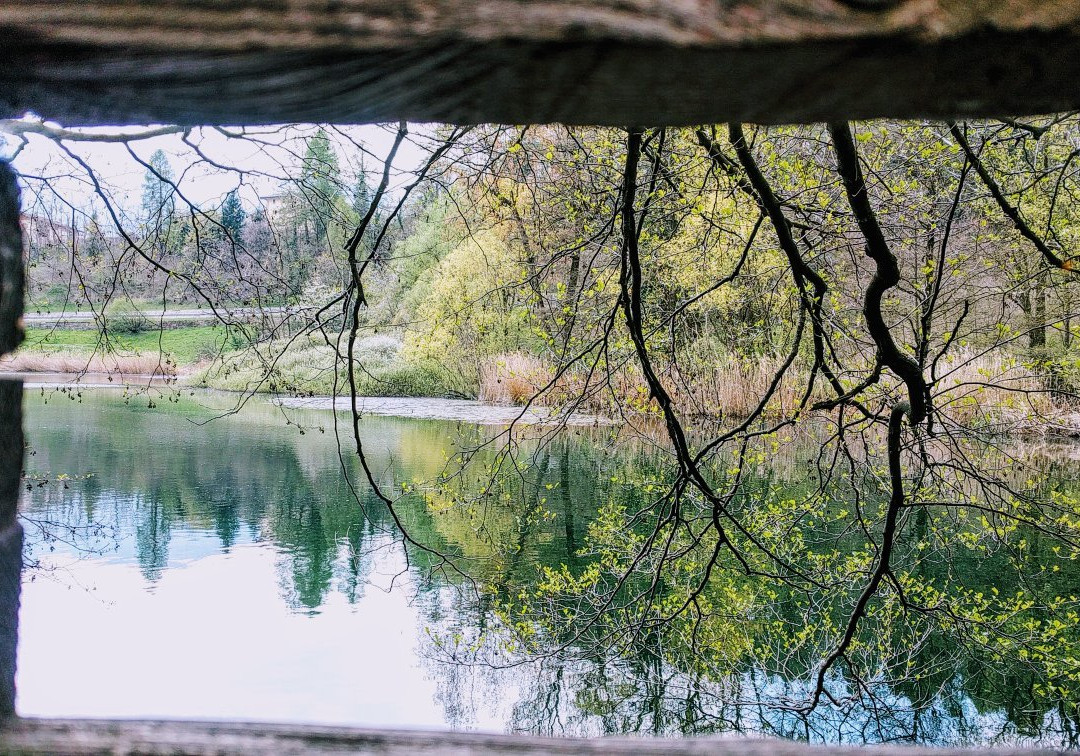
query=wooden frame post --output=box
[0,160,25,715]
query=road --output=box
[22,306,297,326]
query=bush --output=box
[106,307,151,335]
[403,230,534,378]
[354,358,469,398]
[353,334,404,368]
[195,333,474,398]
[193,335,225,362]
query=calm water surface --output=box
[18,388,593,731]
[15,388,1080,745]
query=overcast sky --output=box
[1,120,436,223]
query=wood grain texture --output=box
[0,382,24,715]
[0,521,21,714]
[2,1,1080,125]
[3,0,1080,50]
[0,718,1067,755]
[0,163,23,358]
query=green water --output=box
[15,388,1080,746]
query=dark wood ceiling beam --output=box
[2,1,1080,125]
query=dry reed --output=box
[0,350,176,377]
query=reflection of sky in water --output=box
[19,533,512,730]
[13,389,1079,745]
[15,389,530,730]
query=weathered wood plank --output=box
[0,163,24,715]
[6,0,1079,50]
[0,718,1065,756]
[2,1,1080,125]
[0,162,23,359]
[0,518,21,715]
[0,385,22,716]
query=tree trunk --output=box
[1030,275,1047,351]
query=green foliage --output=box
[140,149,175,226]
[104,303,151,335]
[220,189,245,241]
[384,197,456,308]
[354,358,468,398]
[473,429,1080,740]
[405,230,533,376]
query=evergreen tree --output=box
[299,128,342,240]
[351,169,371,222]
[349,169,381,260]
[140,149,175,226]
[221,189,246,241]
[83,209,107,263]
[140,149,180,261]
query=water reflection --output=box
[16,389,1080,746]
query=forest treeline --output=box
[18,119,1080,431]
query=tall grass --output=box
[933,349,1078,433]
[0,350,175,377]
[479,350,813,419]
[476,347,1080,434]
[670,354,813,418]
[479,353,552,404]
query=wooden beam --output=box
[0,381,21,716]
[0,163,23,359]
[0,162,24,715]
[2,1,1080,126]
[0,718,1062,755]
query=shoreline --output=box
[276,395,611,426]
[2,371,611,426]
[7,369,1080,437]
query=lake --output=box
[15,388,1080,747]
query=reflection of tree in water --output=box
[20,393,1080,745]
[23,393,468,609]
[491,648,1080,745]
[271,486,336,614]
[22,395,354,604]
[213,498,241,551]
[414,428,1080,747]
[131,494,170,581]
[18,482,120,572]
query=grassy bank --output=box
[193,333,471,398]
[1,326,233,375]
[7,324,1078,436]
[22,326,228,362]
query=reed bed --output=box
[0,350,176,377]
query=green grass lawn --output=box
[22,326,234,365]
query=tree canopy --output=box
[4,115,1080,745]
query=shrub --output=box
[354,358,466,398]
[193,336,225,363]
[104,303,151,335]
[195,333,473,398]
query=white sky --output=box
[1,119,437,223]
